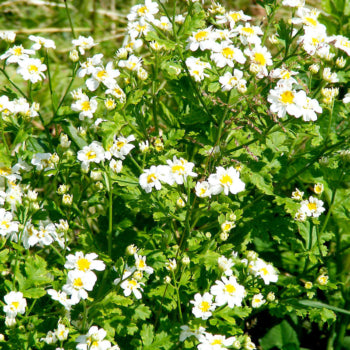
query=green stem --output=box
[45,51,56,115]
[0,68,27,98]
[151,52,159,134]
[171,269,183,324]
[108,173,113,258]
[0,115,10,154]
[64,0,76,39]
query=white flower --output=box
[72,36,96,55]
[77,54,104,77]
[282,0,304,6]
[29,35,56,50]
[187,27,217,51]
[109,159,123,173]
[191,292,216,320]
[210,276,245,308]
[219,69,246,91]
[268,84,307,119]
[218,256,234,276]
[77,141,105,165]
[299,27,329,56]
[41,330,57,344]
[120,278,144,299]
[62,270,97,302]
[292,188,304,200]
[86,62,120,91]
[292,7,324,30]
[154,16,173,32]
[322,67,338,83]
[244,45,272,78]
[17,58,47,83]
[250,258,278,285]
[76,326,111,350]
[300,96,322,122]
[0,208,18,237]
[165,156,197,185]
[0,31,16,43]
[139,165,163,193]
[195,181,212,198]
[3,291,27,318]
[208,166,245,196]
[107,135,135,160]
[65,251,105,273]
[234,24,263,46]
[71,95,98,120]
[221,221,235,233]
[197,332,236,350]
[211,42,246,68]
[0,45,35,64]
[332,35,350,56]
[216,10,251,28]
[37,222,56,247]
[118,54,142,71]
[55,323,69,341]
[165,258,177,271]
[134,253,153,274]
[47,289,75,310]
[105,84,126,103]
[186,56,211,82]
[300,196,325,217]
[127,0,159,22]
[252,293,265,308]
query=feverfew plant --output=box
[0,0,350,349]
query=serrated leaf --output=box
[141,324,154,347]
[133,304,151,321]
[23,288,46,299]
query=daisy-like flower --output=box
[216,10,251,29]
[134,253,154,274]
[282,0,305,6]
[71,94,98,120]
[16,58,47,83]
[0,208,19,237]
[139,165,163,193]
[300,196,326,217]
[72,36,96,55]
[165,156,197,185]
[221,221,235,233]
[0,95,14,116]
[0,45,35,64]
[244,45,273,78]
[234,24,263,45]
[292,7,325,31]
[0,31,16,43]
[3,291,27,318]
[218,256,234,276]
[270,68,298,86]
[165,258,177,271]
[210,276,245,308]
[197,332,236,350]
[127,19,151,40]
[187,27,217,51]
[332,35,350,56]
[77,54,104,78]
[154,16,173,32]
[300,97,323,122]
[118,54,142,71]
[86,62,120,91]
[105,83,126,103]
[317,274,329,285]
[76,326,111,350]
[251,293,265,308]
[127,0,159,22]
[191,292,216,320]
[299,27,329,56]
[294,210,307,222]
[65,251,105,274]
[28,35,56,50]
[219,69,246,91]
[47,289,75,310]
[322,67,338,83]
[314,183,324,194]
[31,153,55,171]
[179,325,206,342]
[267,84,307,119]
[120,278,144,299]
[195,181,212,198]
[210,42,246,68]
[106,135,135,160]
[55,323,69,341]
[292,188,304,200]
[186,57,211,82]
[250,258,278,285]
[77,141,105,166]
[37,222,56,247]
[62,269,97,302]
[208,166,245,196]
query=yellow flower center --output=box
[220,174,233,185]
[0,166,11,176]
[73,278,83,288]
[199,301,211,312]
[307,202,317,211]
[211,339,223,345]
[172,164,185,174]
[242,27,255,35]
[281,71,291,79]
[81,101,91,111]
[137,6,148,15]
[223,224,231,231]
[29,65,38,73]
[261,267,269,276]
[200,188,207,195]
[138,259,145,269]
[229,12,241,22]
[194,31,209,41]
[222,47,235,58]
[225,284,236,294]
[86,150,96,160]
[147,173,156,184]
[117,141,125,149]
[1,220,10,229]
[77,258,91,272]
[11,301,19,309]
[305,17,317,27]
[96,70,107,80]
[128,279,138,288]
[13,47,23,56]
[254,52,266,66]
[280,90,294,104]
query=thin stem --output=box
[151,52,159,134]
[171,269,183,324]
[55,63,77,114]
[64,0,76,39]
[45,51,56,115]
[0,115,10,154]
[108,173,113,258]
[0,68,27,98]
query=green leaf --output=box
[24,255,52,287]
[64,123,87,149]
[250,173,274,195]
[141,324,154,347]
[295,300,350,316]
[133,304,151,321]
[260,320,299,350]
[22,287,46,299]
